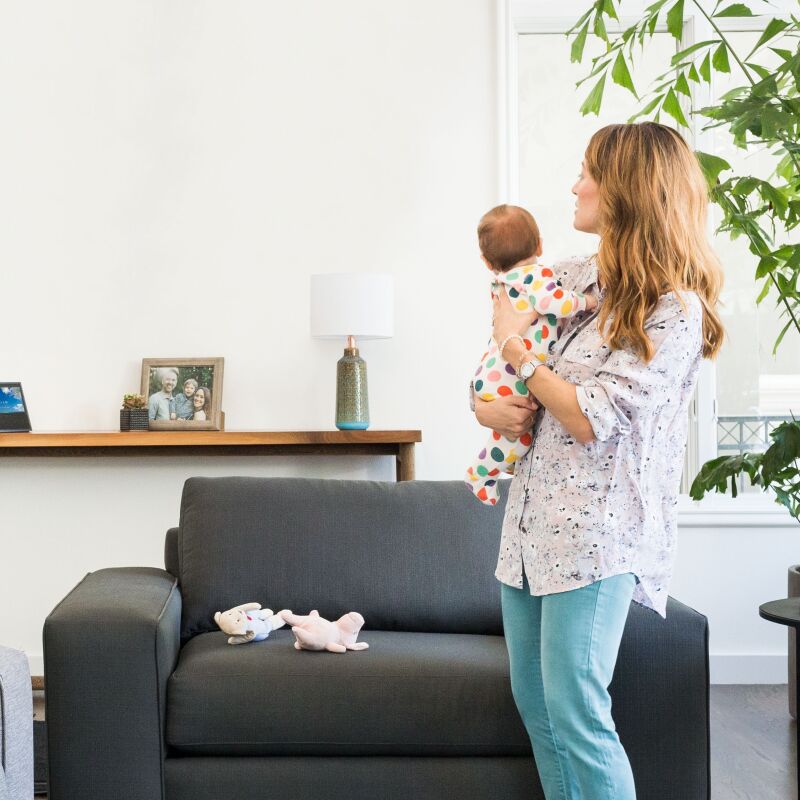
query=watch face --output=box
[520,361,535,379]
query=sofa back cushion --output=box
[176,477,507,640]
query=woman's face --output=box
[193,390,205,408]
[572,158,600,234]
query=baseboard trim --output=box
[710,654,787,684]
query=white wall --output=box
[673,504,797,683]
[0,0,796,683]
[0,0,499,673]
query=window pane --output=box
[710,31,800,472]
[517,32,676,261]
[516,31,698,491]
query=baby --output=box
[466,204,598,505]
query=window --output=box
[505,5,797,505]
[516,29,676,262]
[707,29,800,487]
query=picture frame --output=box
[0,382,32,433]
[140,358,224,431]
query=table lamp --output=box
[310,273,394,430]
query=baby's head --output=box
[478,204,542,273]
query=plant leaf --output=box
[571,22,590,63]
[699,51,712,82]
[761,181,789,217]
[696,150,732,185]
[576,57,612,88]
[644,0,671,13]
[774,317,795,354]
[567,6,594,35]
[713,43,731,73]
[756,255,778,278]
[770,47,794,61]
[666,0,685,39]
[746,18,790,59]
[593,10,608,42]
[580,74,607,116]
[611,50,637,96]
[662,86,689,126]
[672,39,720,66]
[628,93,665,122]
[689,453,762,500]
[746,62,772,80]
[688,63,701,83]
[713,3,755,17]
[603,0,619,21]
[675,71,692,96]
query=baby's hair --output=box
[478,204,541,272]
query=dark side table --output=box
[759,597,800,795]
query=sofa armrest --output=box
[0,646,32,800]
[613,596,710,800]
[44,568,181,800]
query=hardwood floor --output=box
[711,685,794,800]
[33,685,795,798]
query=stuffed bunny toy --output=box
[280,609,369,653]
[214,602,287,645]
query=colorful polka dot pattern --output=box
[466,262,592,506]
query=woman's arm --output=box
[474,393,539,440]
[493,291,596,444]
[509,339,596,444]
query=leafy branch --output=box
[690,419,800,519]
[568,0,800,355]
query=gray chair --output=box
[44,478,710,800]
[0,646,33,800]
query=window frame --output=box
[500,0,795,526]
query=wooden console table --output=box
[0,430,422,480]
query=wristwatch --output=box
[517,359,539,381]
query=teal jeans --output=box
[501,573,637,800]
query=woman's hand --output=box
[492,289,537,348]
[475,395,539,441]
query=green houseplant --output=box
[120,394,149,432]
[566,0,800,516]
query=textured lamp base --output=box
[336,347,369,430]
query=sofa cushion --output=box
[176,478,508,640]
[166,629,530,757]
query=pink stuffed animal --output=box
[280,609,369,653]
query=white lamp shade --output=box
[310,273,394,340]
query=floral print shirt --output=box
[494,255,705,617]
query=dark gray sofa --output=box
[44,477,709,800]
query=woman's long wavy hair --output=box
[585,122,724,361]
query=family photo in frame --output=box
[141,358,224,431]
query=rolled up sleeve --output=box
[575,302,702,442]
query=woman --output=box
[192,386,212,421]
[478,122,724,799]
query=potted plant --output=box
[120,394,149,432]
[690,421,800,711]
